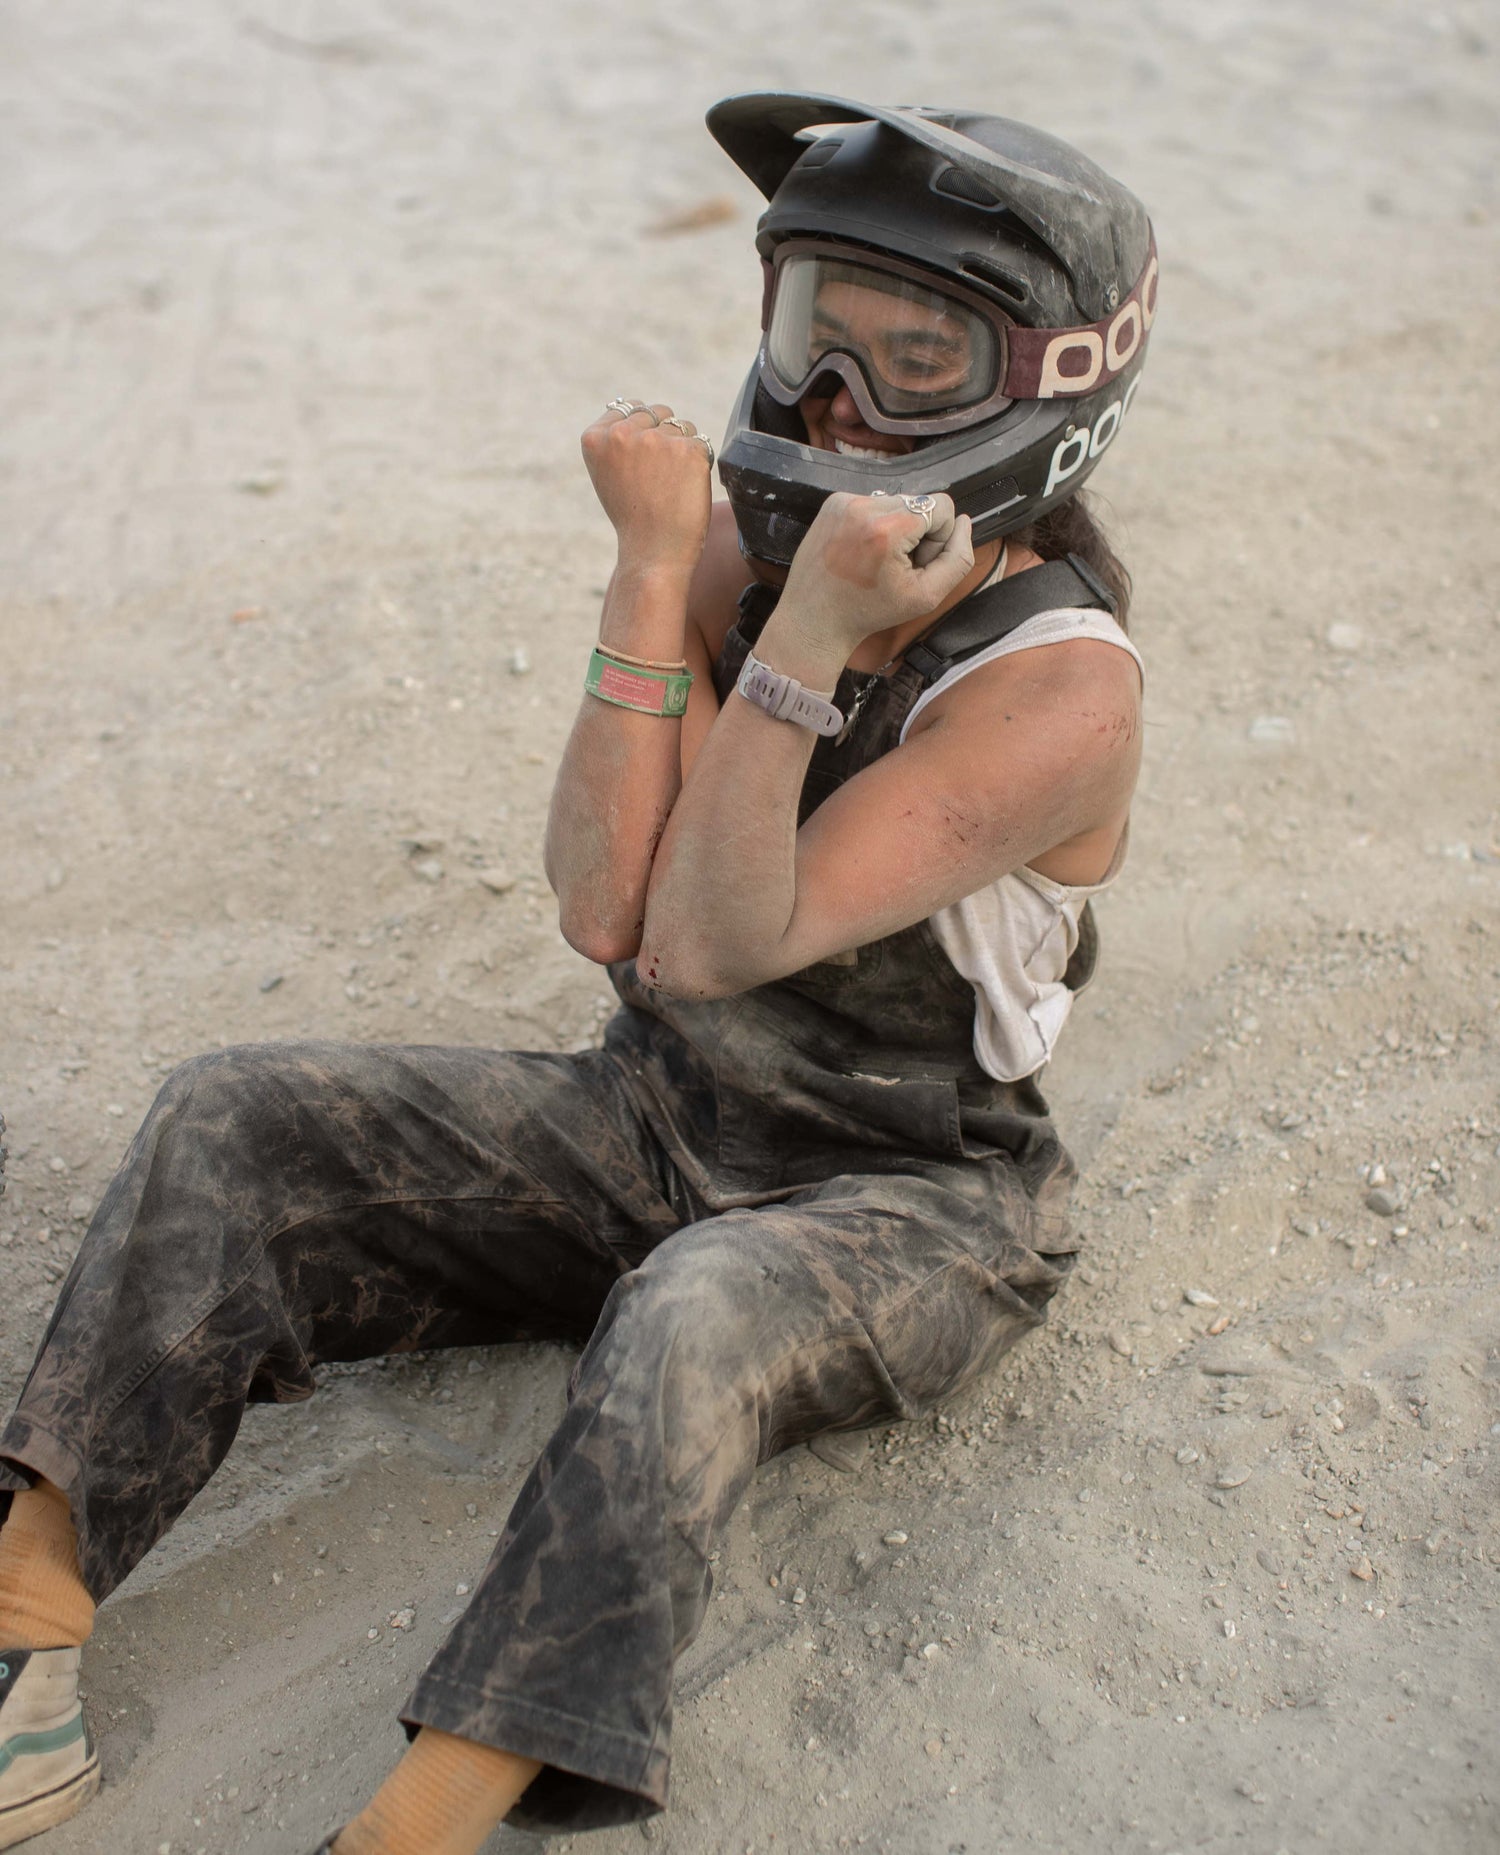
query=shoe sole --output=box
[0,1756,100,1851]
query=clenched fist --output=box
[581,401,714,575]
[775,490,975,656]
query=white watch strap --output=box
[735,651,844,737]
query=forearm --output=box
[639,603,845,996]
[544,558,695,961]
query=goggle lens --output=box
[765,251,1004,422]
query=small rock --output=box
[1351,1557,1376,1582]
[1248,715,1294,745]
[258,973,284,994]
[809,1432,865,1472]
[1206,1314,1233,1336]
[1255,1548,1284,1576]
[410,857,445,884]
[791,1587,808,1605]
[1216,1466,1252,1489]
[1176,1447,1201,1465]
[1108,1331,1133,1357]
[237,470,283,495]
[455,1582,470,1597]
[1325,622,1363,652]
[475,868,516,895]
[1184,1288,1219,1307]
[48,1157,67,1174]
[924,1738,943,1758]
[388,1607,416,1631]
[1365,1188,1399,1216]
[882,1531,908,1547]
[509,647,531,676]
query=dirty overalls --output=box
[0,562,1105,1833]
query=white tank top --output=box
[897,604,1144,1082]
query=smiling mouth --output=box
[831,437,909,459]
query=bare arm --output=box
[543,406,732,962]
[637,493,1141,998]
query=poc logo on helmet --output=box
[1043,377,1144,499]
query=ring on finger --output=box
[900,492,938,533]
[663,415,696,437]
[632,405,663,426]
[605,397,641,418]
[693,433,715,468]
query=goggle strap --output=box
[1001,236,1158,400]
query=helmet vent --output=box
[934,165,1001,209]
[794,138,842,170]
[959,256,1031,309]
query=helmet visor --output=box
[762,243,1013,434]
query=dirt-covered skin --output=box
[2,3,1497,1851]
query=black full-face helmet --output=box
[706,92,1157,567]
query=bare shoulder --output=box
[909,628,1141,744]
[685,502,755,660]
[903,631,1143,831]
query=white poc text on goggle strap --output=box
[1035,256,1158,400]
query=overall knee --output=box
[589,1231,824,1465]
[148,1046,300,1157]
[112,1045,319,1256]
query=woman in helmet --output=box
[0,96,1151,1855]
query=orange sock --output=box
[332,1727,541,1855]
[0,1478,95,1650]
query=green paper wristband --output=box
[584,650,692,717]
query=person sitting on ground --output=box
[0,91,1155,1854]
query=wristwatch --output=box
[735,651,844,737]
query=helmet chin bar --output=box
[716,360,1146,568]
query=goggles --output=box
[760,237,1158,436]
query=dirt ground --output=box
[2,3,1498,1851]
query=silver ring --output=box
[605,397,641,418]
[663,416,696,437]
[694,433,715,469]
[901,493,938,533]
[635,406,662,426]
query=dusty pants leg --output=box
[403,1160,1074,1832]
[0,1040,686,1601]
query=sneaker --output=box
[0,1648,99,1850]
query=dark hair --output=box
[1013,491,1131,630]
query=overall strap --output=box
[901,553,1115,686]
